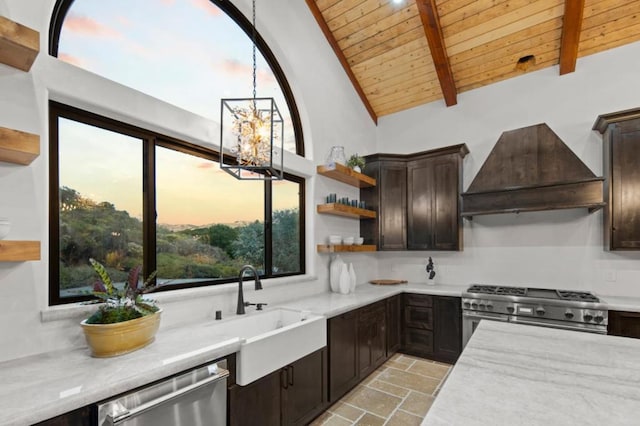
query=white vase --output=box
[348,263,356,293]
[353,165,361,173]
[330,255,343,293]
[339,264,350,295]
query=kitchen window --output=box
[49,102,305,305]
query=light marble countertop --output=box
[423,320,640,426]
[280,283,467,318]
[600,295,640,313]
[0,283,463,425]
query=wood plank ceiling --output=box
[306,0,640,123]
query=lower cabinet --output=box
[34,406,94,426]
[608,310,640,338]
[229,348,327,426]
[328,300,391,403]
[386,295,401,355]
[402,294,462,364]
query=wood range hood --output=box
[461,123,605,218]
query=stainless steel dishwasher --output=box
[97,359,229,426]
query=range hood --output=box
[461,123,605,217]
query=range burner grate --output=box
[558,291,600,303]
[467,284,526,296]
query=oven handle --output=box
[462,311,510,322]
[511,317,607,333]
[107,368,229,425]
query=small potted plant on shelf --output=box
[346,153,366,173]
[80,258,161,357]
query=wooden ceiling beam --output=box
[415,0,457,106]
[305,0,378,124]
[559,0,585,75]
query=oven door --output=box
[462,311,509,348]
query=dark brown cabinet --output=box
[594,109,640,250]
[327,300,390,403]
[328,310,360,402]
[386,295,401,355]
[34,407,94,426]
[358,301,387,378]
[608,310,640,338]
[229,348,327,426]
[433,296,463,363]
[407,153,464,250]
[361,145,468,252]
[401,294,462,363]
[360,157,407,250]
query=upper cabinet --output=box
[360,157,407,250]
[594,108,640,250]
[361,144,468,251]
[0,15,39,72]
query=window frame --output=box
[49,101,306,305]
[48,0,305,157]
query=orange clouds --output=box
[64,13,122,39]
[190,0,222,16]
[217,59,276,86]
[58,52,85,67]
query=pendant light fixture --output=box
[220,0,284,180]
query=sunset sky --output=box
[57,0,299,226]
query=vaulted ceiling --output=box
[305,0,640,123]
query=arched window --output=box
[49,0,303,155]
[48,1,306,305]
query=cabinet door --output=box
[407,155,461,251]
[328,311,359,402]
[379,162,407,250]
[610,123,640,249]
[433,296,462,363]
[404,305,434,330]
[386,295,401,356]
[358,302,387,378]
[283,348,328,426]
[35,407,94,426]
[608,310,640,338]
[229,370,282,426]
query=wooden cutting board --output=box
[369,279,408,285]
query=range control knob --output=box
[463,301,471,309]
[471,301,478,309]
[564,310,574,319]
[507,305,515,314]
[594,312,605,323]
[535,307,546,316]
[479,302,486,310]
[584,311,594,322]
[486,303,494,311]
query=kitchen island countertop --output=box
[422,320,640,425]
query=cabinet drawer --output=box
[404,305,433,330]
[359,301,386,320]
[403,328,433,355]
[404,293,432,307]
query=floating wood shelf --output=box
[317,244,376,253]
[0,127,39,165]
[317,163,376,188]
[0,16,39,71]
[317,203,376,219]
[0,240,41,261]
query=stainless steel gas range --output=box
[462,284,608,347]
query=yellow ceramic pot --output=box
[81,309,162,358]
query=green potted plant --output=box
[346,153,365,173]
[80,258,161,357]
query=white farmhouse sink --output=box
[212,308,326,385]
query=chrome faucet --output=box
[236,265,262,315]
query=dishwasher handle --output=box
[106,368,229,425]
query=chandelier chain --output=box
[252,0,257,101]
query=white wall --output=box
[377,41,640,297]
[0,0,377,362]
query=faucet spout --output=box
[236,265,262,315]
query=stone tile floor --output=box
[310,354,452,426]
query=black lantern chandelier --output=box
[220,0,284,180]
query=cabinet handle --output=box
[288,365,294,386]
[280,368,288,389]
